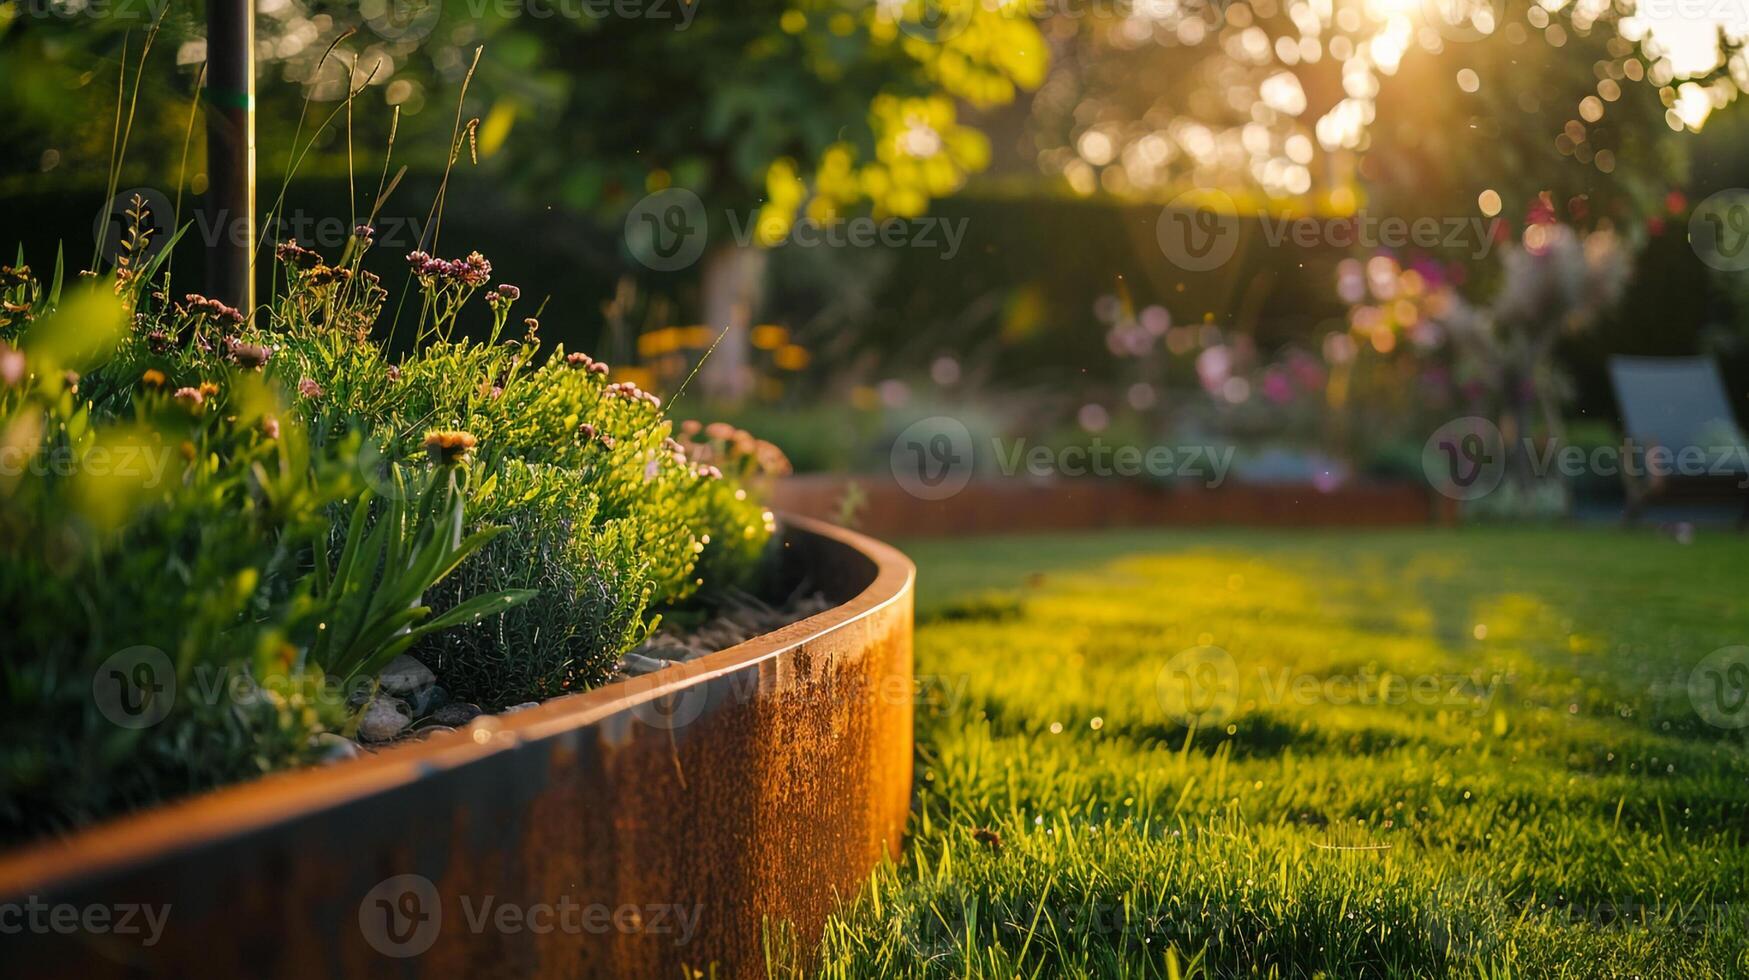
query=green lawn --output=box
[814,528,1749,979]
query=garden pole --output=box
[205,0,254,319]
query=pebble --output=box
[379,654,436,696]
[431,702,482,726]
[501,701,540,714]
[310,732,361,763]
[357,696,412,741]
[619,653,676,676]
[417,725,457,740]
[613,591,833,681]
[408,684,449,716]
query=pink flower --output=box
[297,378,323,399]
[1261,368,1294,405]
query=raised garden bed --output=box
[0,516,913,979]
[773,474,1454,538]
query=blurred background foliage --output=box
[4,0,1749,495]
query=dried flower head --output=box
[423,429,478,465]
[180,293,245,327]
[297,378,324,399]
[275,239,320,268]
[227,339,271,370]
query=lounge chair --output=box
[1608,355,1749,528]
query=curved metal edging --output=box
[0,515,915,979]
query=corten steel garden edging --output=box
[0,515,914,980]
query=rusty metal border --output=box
[0,515,914,979]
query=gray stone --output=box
[417,725,457,740]
[501,701,540,714]
[619,653,675,676]
[431,702,482,726]
[378,654,436,695]
[408,684,449,716]
[310,732,361,763]
[357,697,411,742]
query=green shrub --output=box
[0,200,778,843]
[414,461,657,709]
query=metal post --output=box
[205,0,254,317]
